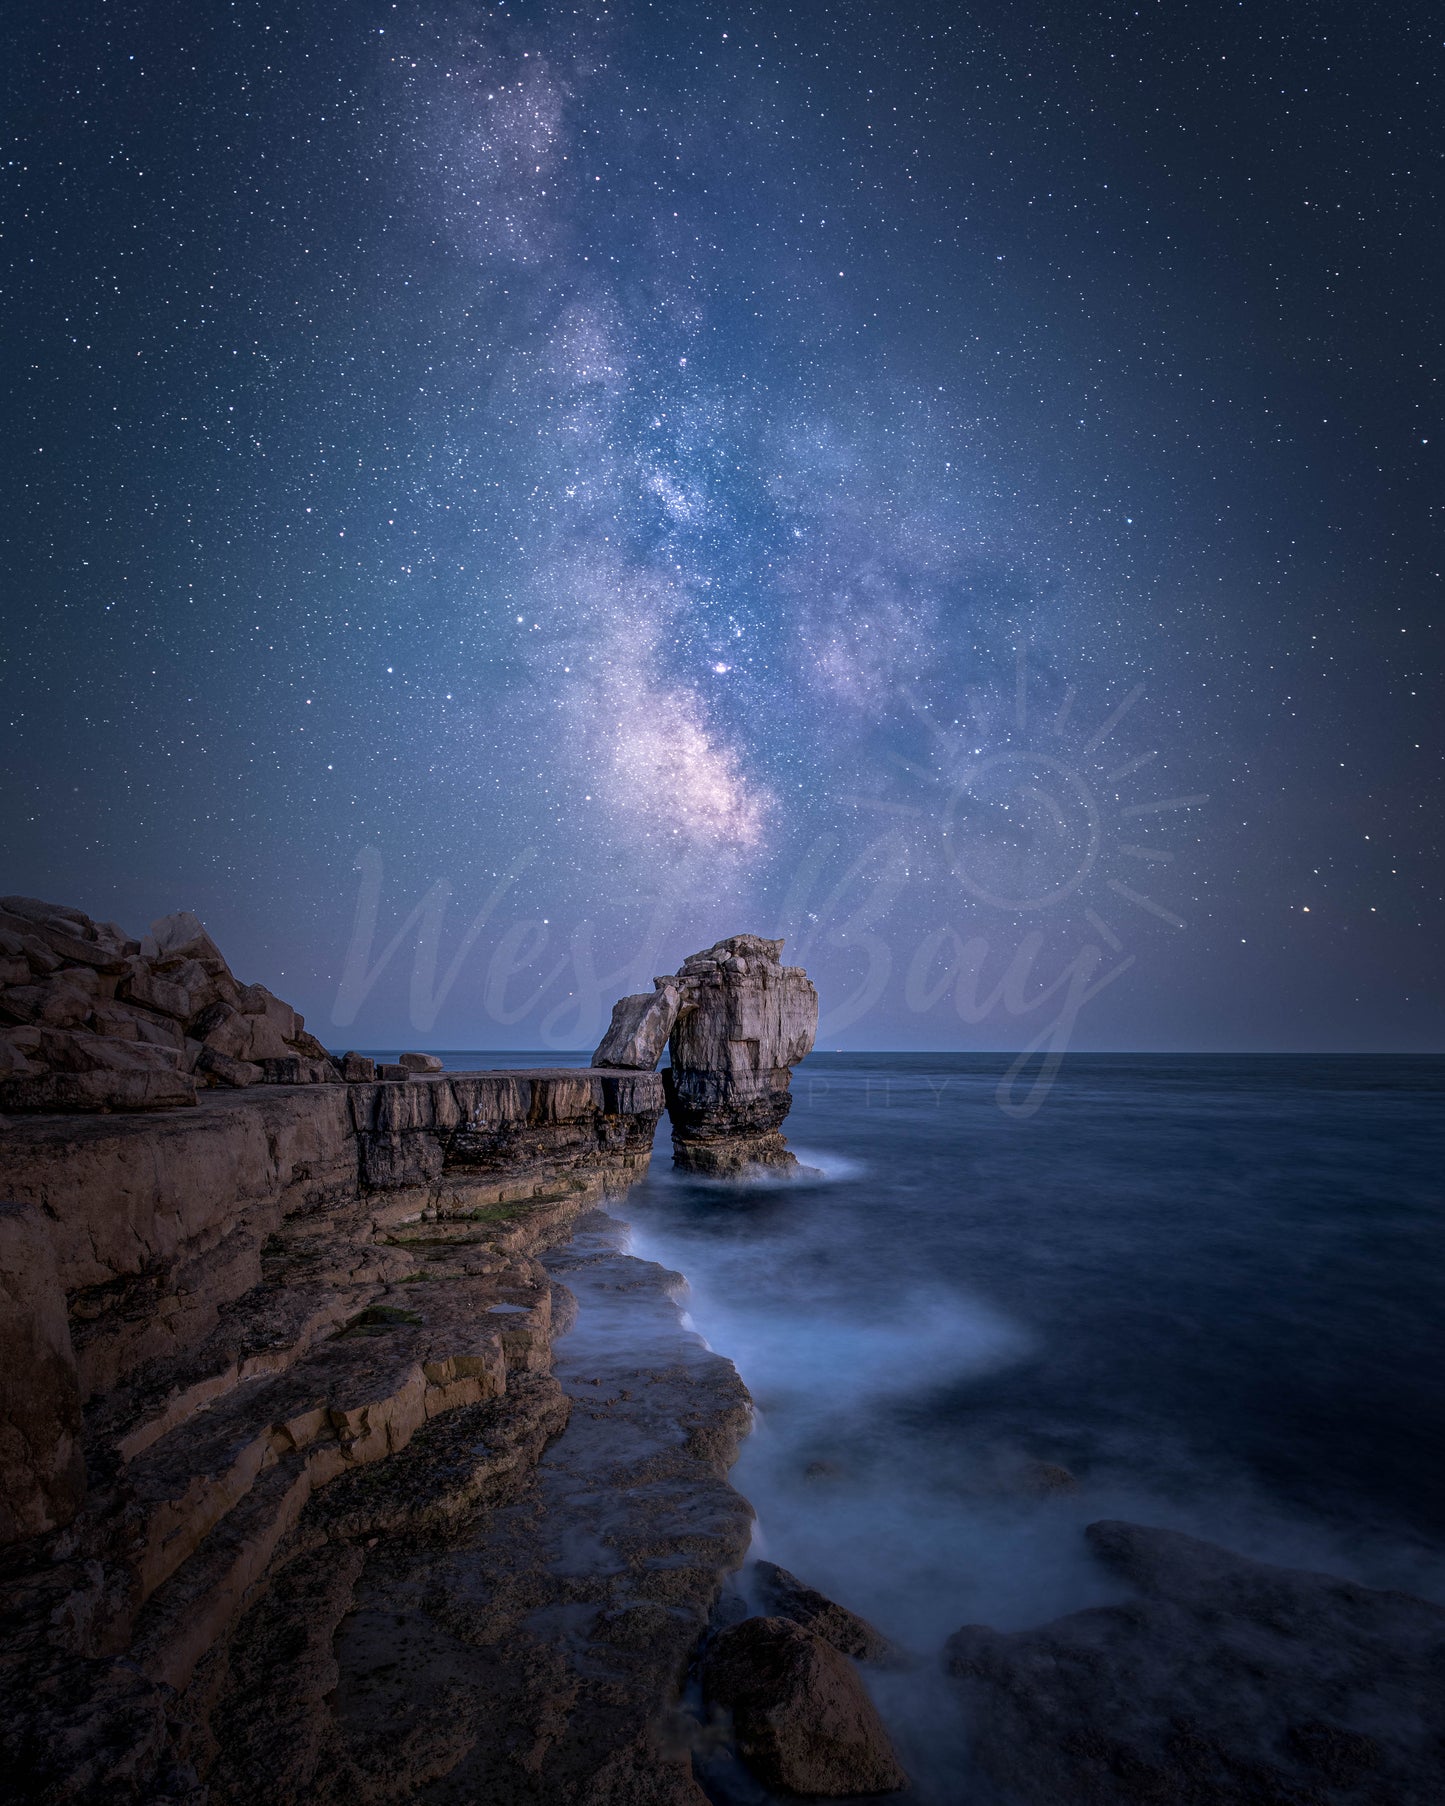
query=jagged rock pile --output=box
[0,898,338,1111]
[592,933,819,1174]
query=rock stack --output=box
[0,898,338,1111]
[592,934,819,1174]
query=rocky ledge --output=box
[0,902,871,1805]
[0,1054,686,1802]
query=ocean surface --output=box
[378,1050,1445,1798]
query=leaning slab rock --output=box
[593,934,819,1175]
[0,896,341,1111]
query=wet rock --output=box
[706,1615,906,1796]
[398,1051,443,1074]
[945,1518,1445,1806]
[1017,1458,1078,1495]
[202,1215,750,1806]
[753,1560,898,1663]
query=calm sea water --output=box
[380,1050,1445,1797]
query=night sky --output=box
[3,1,1441,1054]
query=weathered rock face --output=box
[705,1614,906,1796]
[0,1201,86,1540]
[592,981,681,1071]
[591,935,818,1174]
[946,1519,1445,1806]
[666,937,818,1174]
[202,1216,755,1806]
[0,898,342,1113]
[0,1066,680,1805]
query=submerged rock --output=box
[753,1560,899,1663]
[706,1614,907,1796]
[945,1518,1445,1805]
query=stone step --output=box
[95,1274,554,1634]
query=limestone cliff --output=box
[0,906,827,1803]
[592,934,819,1174]
[0,898,769,1805]
[0,1067,707,1805]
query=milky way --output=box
[3,2,1440,1052]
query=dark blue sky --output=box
[3,1,1441,1052]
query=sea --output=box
[375,1050,1445,1799]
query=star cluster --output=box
[1,1,1440,1050]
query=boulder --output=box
[0,901,333,1109]
[191,1001,288,1064]
[753,1561,898,1663]
[147,910,228,972]
[398,1052,444,1074]
[0,1199,85,1540]
[705,1615,906,1796]
[945,1519,1445,1806]
[236,982,298,1042]
[289,1027,333,1062]
[34,1030,181,1076]
[117,961,193,1021]
[243,1016,292,1063]
[0,908,127,975]
[339,1052,376,1082]
[1,980,93,1029]
[1,924,61,975]
[195,1046,262,1088]
[592,982,681,1069]
[90,1002,183,1050]
[0,1035,39,1078]
[0,896,95,935]
[257,1056,339,1085]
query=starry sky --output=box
[3,1,1441,1053]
